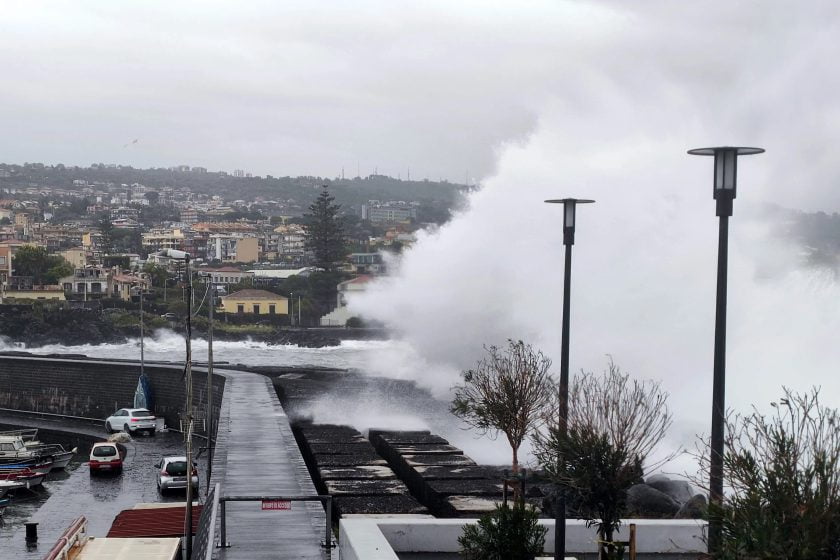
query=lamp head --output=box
[545,198,595,245]
[688,146,764,215]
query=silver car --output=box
[156,456,199,493]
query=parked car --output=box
[89,442,125,474]
[105,408,157,436]
[155,456,199,493]
[161,312,178,321]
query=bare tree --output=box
[693,387,840,559]
[532,360,673,557]
[451,339,554,474]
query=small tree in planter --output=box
[459,501,547,560]
[696,387,840,559]
[451,339,554,475]
[533,360,673,559]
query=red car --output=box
[89,442,126,474]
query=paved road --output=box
[0,415,207,560]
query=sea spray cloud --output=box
[348,102,840,470]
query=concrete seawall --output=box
[0,355,225,431]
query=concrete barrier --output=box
[339,517,707,558]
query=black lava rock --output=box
[626,484,680,517]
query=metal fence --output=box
[219,494,334,550]
[193,483,220,560]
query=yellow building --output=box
[220,289,288,315]
[1,286,66,301]
[236,237,260,263]
[60,247,87,268]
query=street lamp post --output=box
[545,197,594,560]
[159,249,196,559]
[688,146,764,553]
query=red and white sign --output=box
[261,500,292,511]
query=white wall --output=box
[339,517,707,559]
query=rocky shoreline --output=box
[0,306,388,349]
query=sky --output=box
[3,1,840,210]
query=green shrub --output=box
[705,388,840,559]
[345,316,364,328]
[458,502,546,560]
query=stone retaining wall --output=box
[0,356,225,433]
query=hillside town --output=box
[0,162,462,328]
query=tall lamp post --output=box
[687,146,764,552]
[545,197,594,560]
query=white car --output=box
[105,408,157,436]
[89,442,124,474]
[155,456,199,493]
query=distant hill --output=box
[0,162,470,215]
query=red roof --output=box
[107,505,202,538]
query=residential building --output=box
[207,234,260,263]
[201,267,254,286]
[0,246,11,285]
[219,289,288,315]
[142,228,187,253]
[60,267,113,299]
[1,277,65,301]
[361,202,416,224]
[111,273,150,301]
[344,253,386,275]
[180,208,200,224]
[60,247,87,268]
[320,275,373,326]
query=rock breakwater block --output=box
[319,465,397,480]
[444,496,501,516]
[309,443,377,455]
[391,444,463,455]
[370,430,449,445]
[325,479,410,496]
[403,454,476,467]
[334,495,429,516]
[293,422,425,517]
[412,465,493,480]
[313,454,388,467]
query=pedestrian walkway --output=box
[212,369,333,560]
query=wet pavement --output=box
[0,414,207,559]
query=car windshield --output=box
[165,461,189,476]
[132,411,152,417]
[93,446,116,457]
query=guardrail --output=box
[192,483,220,560]
[218,494,334,550]
[0,406,102,425]
[42,515,87,560]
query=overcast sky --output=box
[3,1,840,209]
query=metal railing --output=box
[192,483,220,560]
[42,516,87,560]
[218,494,334,550]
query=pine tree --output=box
[303,186,347,272]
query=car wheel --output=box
[124,424,130,434]
[105,421,112,433]
[147,429,156,437]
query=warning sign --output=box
[261,500,292,511]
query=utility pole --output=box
[206,282,214,495]
[140,283,145,376]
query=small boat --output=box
[0,434,55,474]
[25,443,76,470]
[0,479,26,497]
[0,466,48,486]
